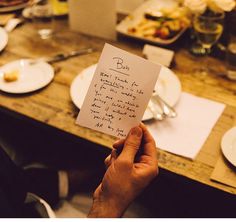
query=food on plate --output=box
[3,70,19,82]
[0,0,28,7]
[127,7,190,40]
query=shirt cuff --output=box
[58,170,69,198]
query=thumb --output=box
[118,126,143,163]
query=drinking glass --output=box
[193,12,224,55]
[32,0,54,39]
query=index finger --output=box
[140,123,158,159]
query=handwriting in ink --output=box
[91,68,145,137]
[95,122,103,128]
[113,57,130,71]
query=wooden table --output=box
[1,18,236,195]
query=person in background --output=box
[0,123,158,218]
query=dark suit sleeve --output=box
[0,146,28,217]
[25,168,59,206]
[0,145,60,217]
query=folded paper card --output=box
[68,0,116,40]
[143,44,174,67]
[76,43,161,138]
[147,92,226,159]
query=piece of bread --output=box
[3,70,19,82]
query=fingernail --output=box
[113,140,120,145]
[130,127,142,137]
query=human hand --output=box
[88,123,158,218]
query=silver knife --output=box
[31,48,94,64]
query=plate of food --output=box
[0,0,30,12]
[70,64,181,121]
[0,59,54,93]
[116,0,190,45]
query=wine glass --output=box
[193,12,225,55]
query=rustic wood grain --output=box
[1,19,236,195]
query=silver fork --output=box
[148,99,165,121]
[152,93,177,118]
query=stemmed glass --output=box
[192,12,225,55]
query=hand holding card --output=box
[76,44,161,138]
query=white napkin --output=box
[147,92,226,159]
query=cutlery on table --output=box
[148,99,165,121]
[4,18,24,33]
[29,48,94,64]
[152,93,177,118]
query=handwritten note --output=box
[76,43,161,138]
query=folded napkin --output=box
[147,92,226,159]
[211,155,236,188]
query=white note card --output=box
[143,44,174,67]
[76,43,161,138]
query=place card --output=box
[68,0,116,40]
[76,43,161,138]
[143,44,174,67]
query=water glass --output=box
[32,0,54,39]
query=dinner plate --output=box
[70,64,181,121]
[0,1,29,12]
[0,59,54,94]
[221,127,236,167]
[0,27,8,52]
[116,0,189,45]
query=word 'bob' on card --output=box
[76,43,161,138]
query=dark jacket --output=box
[0,146,59,218]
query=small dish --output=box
[70,64,181,121]
[0,59,54,94]
[22,5,68,19]
[221,127,236,167]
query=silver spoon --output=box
[148,99,165,121]
[152,93,177,118]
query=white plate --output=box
[0,1,29,12]
[116,0,188,45]
[221,127,236,167]
[22,6,68,19]
[70,64,181,121]
[0,27,8,52]
[0,59,54,94]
